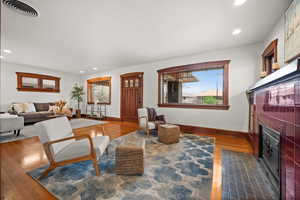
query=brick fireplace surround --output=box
[248,58,300,199]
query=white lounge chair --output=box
[35,117,110,178]
[137,107,166,136]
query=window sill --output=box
[87,102,111,105]
[157,104,230,110]
[17,88,60,93]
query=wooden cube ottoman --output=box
[115,137,145,175]
[158,124,181,144]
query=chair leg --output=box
[39,165,55,180]
[17,130,21,136]
[93,159,100,176]
[105,147,109,156]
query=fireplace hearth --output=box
[260,125,280,196]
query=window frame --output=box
[157,60,230,110]
[16,72,60,93]
[261,39,278,76]
[87,76,112,105]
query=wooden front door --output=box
[120,72,143,121]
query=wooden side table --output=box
[115,136,145,175]
[158,124,181,144]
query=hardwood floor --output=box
[0,121,253,200]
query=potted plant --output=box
[71,84,84,118]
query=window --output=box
[22,77,39,88]
[87,77,111,104]
[42,79,56,89]
[157,60,230,110]
[261,39,278,77]
[16,72,60,93]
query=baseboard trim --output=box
[177,124,249,139]
[80,114,121,121]
[104,117,122,121]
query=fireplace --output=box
[247,58,300,199]
[259,125,280,196]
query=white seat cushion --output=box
[148,122,156,130]
[54,135,110,162]
[138,108,148,128]
[138,108,148,118]
[35,117,75,155]
[13,103,25,113]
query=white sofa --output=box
[0,114,24,136]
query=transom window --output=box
[16,72,60,93]
[157,60,230,110]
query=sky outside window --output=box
[182,68,224,97]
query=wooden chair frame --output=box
[40,127,109,179]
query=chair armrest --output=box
[43,135,95,164]
[139,116,148,121]
[45,135,93,146]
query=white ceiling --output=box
[1,0,291,74]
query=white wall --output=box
[0,62,81,111]
[82,43,262,132]
[263,14,285,67]
[0,63,2,110]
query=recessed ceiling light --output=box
[79,70,85,74]
[232,28,242,35]
[92,67,98,70]
[234,0,247,6]
[3,49,12,54]
[0,56,4,59]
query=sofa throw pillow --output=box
[49,105,60,113]
[13,103,26,113]
[24,103,36,113]
[34,103,50,112]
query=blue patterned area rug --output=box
[28,131,214,200]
